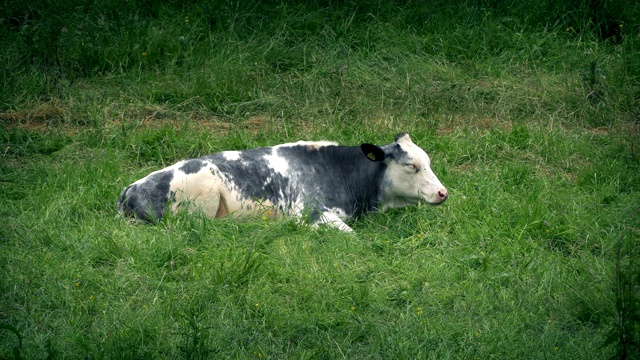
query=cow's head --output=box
[361,133,448,209]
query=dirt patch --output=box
[1,100,238,137]
[240,115,270,134]
[0,100,80,135]
[112,107,225,129]
[1,100,66,129]
[0,100,65,124]
[589,126,609,135]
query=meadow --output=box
[1,0,639,358]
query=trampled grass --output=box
[1,1,639,358]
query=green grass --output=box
[1,1,640,358]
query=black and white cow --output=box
[117,133,448,232]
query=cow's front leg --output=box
[316,211,354,233]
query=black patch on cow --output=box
[199,144,388,220]
[383,143,410,162]
[179,159,205,174]
[275,144,386,217]
[204,148,298,209]
[117,170,174,223]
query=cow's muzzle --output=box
[429,188,448,204]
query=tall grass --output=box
[1,0,639,358]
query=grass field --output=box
[1,1,639,358]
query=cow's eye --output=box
[409,164,419,173]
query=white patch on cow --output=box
[381,134,448,210]
[222,151,241,161]
[263,148,289,175]
[167,163,283,219]
[317,208,353,232]
[169,163,222,217]
[277,140,338,150]
[207,170,275,218]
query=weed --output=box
[177,311,214,360]
[604,225,640,360]
[0,324,23,360]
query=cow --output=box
[117,133,448,232]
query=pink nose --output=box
[437,189,449,201]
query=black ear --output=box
[360,143,385,162]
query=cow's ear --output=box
[394,132,411,143]
[361,143,385,162]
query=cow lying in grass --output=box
[117,133,448,232]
